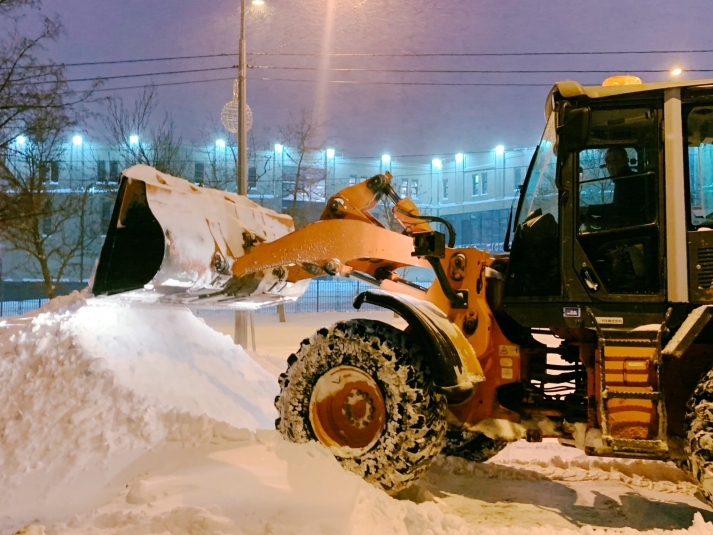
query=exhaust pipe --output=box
[92,165,309,309]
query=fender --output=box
[663,305,713,358]
[354,289,485,403]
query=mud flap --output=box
[93,165,309,308]
[354,289,485,403]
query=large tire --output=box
[685,366,713,504]
[276,319,447,495]
[442,429,509,462]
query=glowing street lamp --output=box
[129,135,139,145]
[72,135,83,147]
[274,143,283,153]
[326,148,335,159]
[381,154,391,165]
[455,153,464,164]
[495,145,505,156]
[671,67,683,77]
[216,139,226,149]
[432,158,442,169]
[16,135,26,145]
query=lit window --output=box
[472,174,480,196]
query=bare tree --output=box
[278,110,327,227]
[0,0,39,12]
[0,0,100,298]
[0,3,91,225]
[198,122,274,198]
[1,107,104,298]
[103,86,189,177]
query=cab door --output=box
[572,105,665,302]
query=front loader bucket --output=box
[93,165,309,309]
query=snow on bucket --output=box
[92,165,309,309]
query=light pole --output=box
[233,0,251,348]
[237,0,248,195]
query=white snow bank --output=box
[17,433,713,535]
[64,301,279,429]
[0,295,278,530]
[51,431,477,535]
[2,294,713,535]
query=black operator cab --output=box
[498,75,713,329]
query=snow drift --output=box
[0,293,278,529]
[1,294,713,535]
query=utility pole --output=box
[234,0,251,348]
[237,0,248,196]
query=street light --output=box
[381,154,391,164]
[455,153,464,164]
[275,143,283,153]
[495,145,505,156]
[216,139,226,149]
[671,67,683,77]
[129,135,139,145]
[16,135,26,145]
[326,148,335,159]
[72,135,83,147]
[432,158,442,169]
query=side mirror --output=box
[557,107,590,153]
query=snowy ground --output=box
[1,295,713,535]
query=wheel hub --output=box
[309,366,385,456]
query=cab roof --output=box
[545,78,713,117]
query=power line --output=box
[52,48,713,68]
[93,76,238,92]
[38,62,703,89]
[250,49,713,58]
[28,65,237,85]
[95,76,559,92]
[63,53,234,67]
[250,65,713,74]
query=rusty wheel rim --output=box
[309,366,386,457]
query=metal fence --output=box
[0,299,49,317]
[255,279,382,314]
[0,279,433,317]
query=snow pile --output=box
[64,299,279,429]
[0,295,278,530]
[52,431,476,535]
[2,295,713,535]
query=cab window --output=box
[575,107,660,295]
[507,113,561,297]
[686,106,713,227]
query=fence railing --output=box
[0,298,49,317]
[0,279,433,317]
[255,280,382,314]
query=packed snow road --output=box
[0,296,712,534]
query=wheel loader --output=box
[94,76,713,501]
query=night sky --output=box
[40,0,713,159]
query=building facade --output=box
[1,134,535,297]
